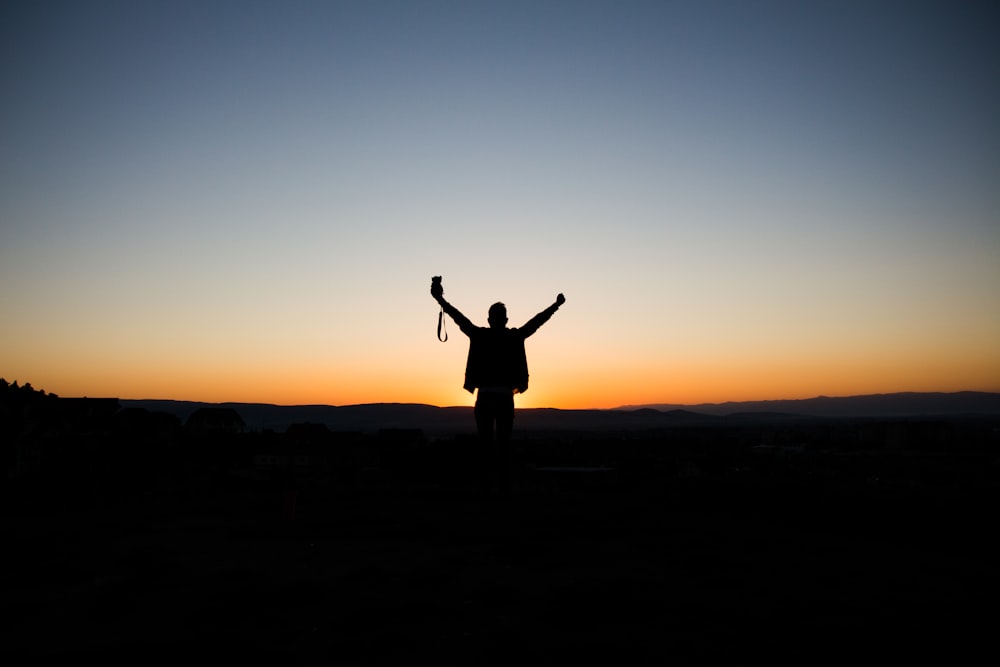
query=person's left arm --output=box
[519,293,565,338]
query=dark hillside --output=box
[5,387,998,662]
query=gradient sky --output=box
[2,0,998,409]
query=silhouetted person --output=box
[431,276,564,494]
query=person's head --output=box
[488,302,508,329]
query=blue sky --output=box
[2,1,997,407]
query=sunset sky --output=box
[2,1,998,409]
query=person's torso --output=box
[469,328,525,386]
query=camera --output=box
[431,275,443,298]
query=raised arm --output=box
[431,278,477,336]
[520,293,565,338]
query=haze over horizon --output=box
[36,388,1000,414]
[3,1,998,410]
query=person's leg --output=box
[474,392,496,492]
[495,394,514,442]
[474,393,495,442]
[494,394,515,494]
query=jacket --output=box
[439,300,559,394]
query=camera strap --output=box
[437,307,448,342]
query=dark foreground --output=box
[5,454,998,665]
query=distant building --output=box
[254,422,334,469]
[858,420,951,451]
[250,424,363,487]
[376,428,425,447]
[58,397,122,434]
[184,407,245,437]
[114,407,182,439]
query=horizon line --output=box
[97,388,1000,411]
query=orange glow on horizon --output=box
[7,315,999,409]
[15,357,1000,410]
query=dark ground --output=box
[5,448,998,666]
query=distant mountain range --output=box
[615,391,1000,418]
[122,391,1000,435]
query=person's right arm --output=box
[432,288,477,336]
